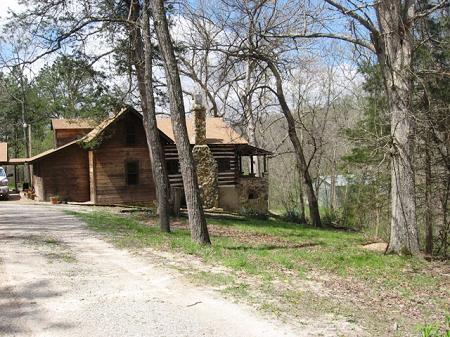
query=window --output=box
[166,160,179,175]
[248,190,258,199]
[217,158,231,172]
[126,125,136,146]
[126,161,139,185]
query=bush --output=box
[321,209,340,226]
[281,208,306,224]
[321,208,358,230]
[238,207,268,220]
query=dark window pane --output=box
[126,125,136,145]
[248,190,258,199]
[126,161,139,185]
[166,160,179,175]
[217,158,231,172]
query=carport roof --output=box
[0,143,7,163]
[27,140,79,163]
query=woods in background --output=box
[0,0,448,255]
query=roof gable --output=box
[81,108,248,146]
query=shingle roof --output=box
[82,107,129,144]
[82,108,248,145]
[156,117,248,145]
[22,109,130,163]
[27,140,79,163]
[51,118,96,130]
[17,107,257,163]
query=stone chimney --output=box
[193,94,207,145]
[191,94,219,209]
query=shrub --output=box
[238,207,268,220]
[281,208,305,224]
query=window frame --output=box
[125,160,139,186]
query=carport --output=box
[0,142,30,192]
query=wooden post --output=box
[173,187,182,217]
[13,165,18,193]
[239,155,243,176]
[250,155,254,175]
[88,150,97,204]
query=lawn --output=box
[68,210,449,336]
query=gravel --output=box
[0,202,299,337]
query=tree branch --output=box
[264,32,375,52]
[324,0,378,34]
[414,0,449,21]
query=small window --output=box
[126,161,139,185]
[217,158,231,172]
[248,190,258,199]
[166,160,179,175]
[126,125,136,146]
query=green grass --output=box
[25,235,77,263]
[67,210,440,293]
[67,210,448,335]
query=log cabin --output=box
[27,106,270,212]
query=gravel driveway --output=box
[0,201,298,337]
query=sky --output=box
[0,0,364,115]
[0,0,23,24]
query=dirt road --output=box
[0,202,299,337]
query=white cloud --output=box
[0,0,24,26]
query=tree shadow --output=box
[0,193,21,202]
[0,277,75,334]
[225,242,320,251]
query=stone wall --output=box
[193,145,219,209]
[238,176,269,213]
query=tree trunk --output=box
[330,147,337,211]
[129,0,170,232]
[266,60,321,227]
[375,1,419,255]
[296,127,306,222]
[296,158,306,223]
[375,207,380,239]
[425,130,433,255]
[243,59,260,176]
[150,0,210,244]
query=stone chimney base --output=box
[192,145,219,209]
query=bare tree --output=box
[223,0,322,226]
[150,0,211,244]
[267,0,449,254]
[127,0,171,232]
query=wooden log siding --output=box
[93,113,157,206]
[55,128,92,148]
[164,144,238,187]
[32,144,90,202]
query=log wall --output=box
[55,129,92,148]
[164,144,238,188]
[32,144,90,202]
[92,113,156,206]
